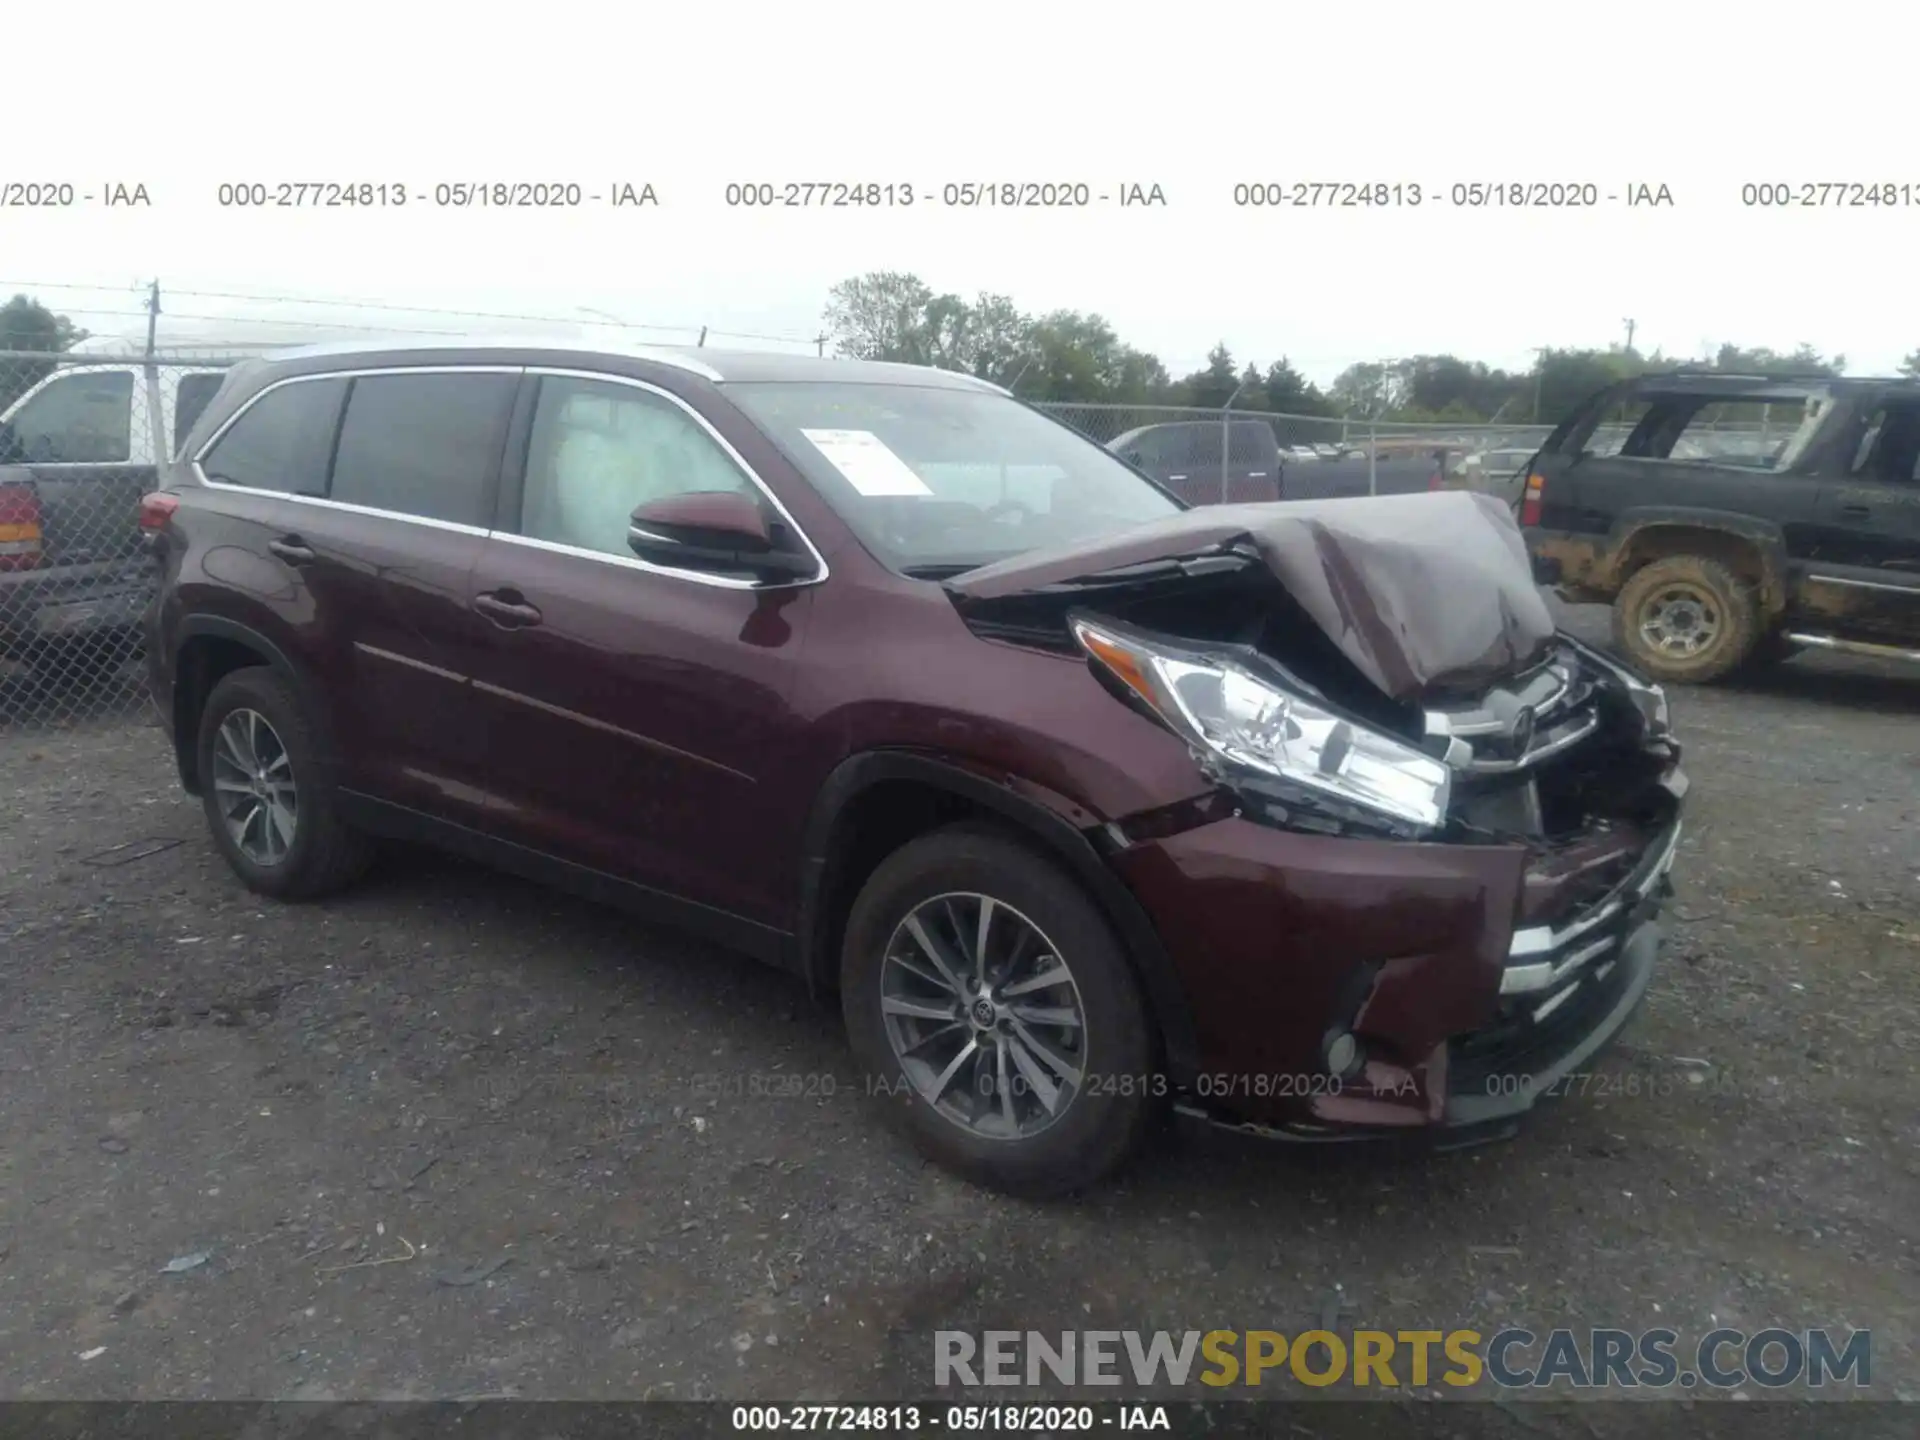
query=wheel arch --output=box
[796,751,1201,1083]
[170,617,336,796]
[1604,509,1791,617]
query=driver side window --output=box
[4,370,136,463]
[1850,404,1920,483]
[520,377,755,559]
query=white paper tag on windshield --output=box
[801,428,933,497]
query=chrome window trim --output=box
[192,364,520,533]
[186,360,831,590]
[510,366,829,592]
[191,364,524,464]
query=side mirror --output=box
[627,490,815,582]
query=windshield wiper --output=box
[900,561,986,580]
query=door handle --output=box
[1840,504,1872,518]
[267,536,315,564]
[473,591,543,628]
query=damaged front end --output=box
[945,494,1686,1141]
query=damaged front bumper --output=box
[1099,643,1687,1147]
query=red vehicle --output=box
[143,341,1686,1195]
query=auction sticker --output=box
[801,428,933,497]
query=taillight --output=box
[1519,471,1545,526]
[0,481,42,572]
[139,491,181,536]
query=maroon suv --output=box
[142,340,1686,1196]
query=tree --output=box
[0,294,90,410]
[1711,343,1845,377]
[1902,349,1920,380]
[1021,310,1167,404]
[1260,358,1335,417]
[822,271,940,364]
[1173,343,1242,409]
[1329,360,1408,418]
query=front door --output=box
[462,370,815,930]
[1801,396,1920,640]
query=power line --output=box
[0,278,822,346]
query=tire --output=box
[1612,555,1762,685]
[195,667,373,900]
[841,824,1159,1198]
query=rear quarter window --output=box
[199,377,348,494]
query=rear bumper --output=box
[1107,781,1682,1139]
[0,561,154,651]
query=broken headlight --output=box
[1071,617,1452,830]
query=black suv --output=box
[1520,371,1920,683]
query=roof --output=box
[1625,370,1920,398]
[257,335,1008,392]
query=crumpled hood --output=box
[946,491,1557,702]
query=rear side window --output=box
[329,372,516,527]
[199,377,347,494]
[172,373,228,456]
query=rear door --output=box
[460,369,815,929]
[0,364,159,641]
[0,364,151,563]
[262,367,516,814]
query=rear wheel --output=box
[841,825,1159,1197]
[195,668,373,899]
[1613,555,1761,684]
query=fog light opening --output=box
[1322,1028,1365,1080]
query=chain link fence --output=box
[0,349,240,730]
[1033,402,1560,501]
[0,336,1820,730]
[1033,401,1803,500]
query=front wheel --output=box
[841,825,1160,1197]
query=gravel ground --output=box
[1,607,1915,1405]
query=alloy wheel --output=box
[879,892,1088,1140]
[211,708,299,866]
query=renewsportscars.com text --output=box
[934,1327,1870,1391]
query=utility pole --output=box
[144,280,161,358]
[697,326,708,347]
[1530,346,1547,423]
[1220,374,1253,504]
[1623,318,1637,355]
[815,332,828,358]
[1366,359,1398,497]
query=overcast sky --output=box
[8,2,1915,383]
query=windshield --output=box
[721,381,1183,574]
